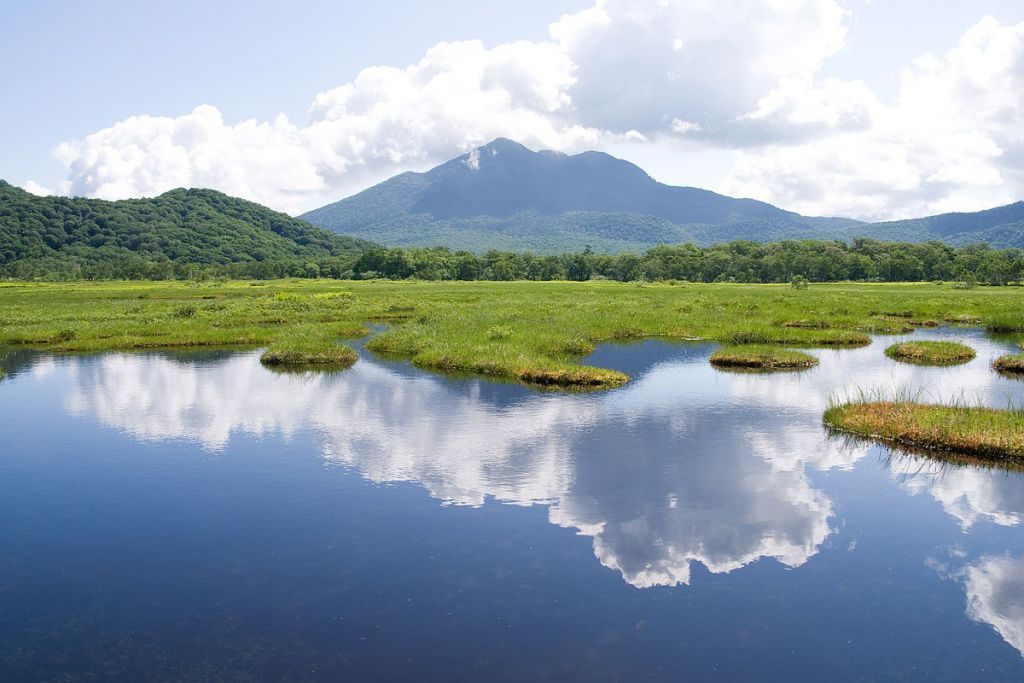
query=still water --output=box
[1,328,1023,680]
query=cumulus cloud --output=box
[552,0,849,136]
[47,39,607,214]
[29,2,1024,219]
[725,17,1024,219]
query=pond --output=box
[1,328,1023,680]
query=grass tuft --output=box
[884,340,976,366]
[709,344,818,370]
[824,398,1024,462]
[259,326,358,369]
[993,354,1024,376]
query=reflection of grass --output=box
[710,345,818,370]
[884,340,976,365]
[1,280,1022,389]
[825,392,1024,462]
[993,354,1024,377]
[878,445,1024,475]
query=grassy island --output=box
[1,280,1022,389]
[993,354,1024,376]
[259,326,359,369]
[824,400,1024,461]
[884,340,976,365]
[709,345,818,370]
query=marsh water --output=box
[2,327,1024,680]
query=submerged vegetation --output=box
[825,397,1024,461]
[709,345,818,370]
[884,340,977,365]
[1,280,1022,388]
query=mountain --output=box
[0,181,373,274]
[301,138,864,253]
[303,138,1024,253]
[857,202,1024,249]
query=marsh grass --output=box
[986,313,1024,334]
[944,314,983,325]
[824,391,1024,462]
[1,280,1021,388]
[259,325,358,369]
[709,345,818,370]
[884,340,976,365]
[993,354,1024,376]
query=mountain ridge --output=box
[302,138,1023,253]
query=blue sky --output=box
[4,0,1024,220]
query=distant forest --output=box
[5,238,1022,285]
[346,241,1022,285]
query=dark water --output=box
[2,328,1023,681]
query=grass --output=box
[824,395,1024,462]
[884,340,976,365]
[993,354,1024,376]
[0,280,1022,388]
[709,345,818,370]
[259,325,359,369]
[985,313,1024,334]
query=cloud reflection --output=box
[57,328,1024,588]
[965,555,1024,656]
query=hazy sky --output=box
[4,0,1024,220]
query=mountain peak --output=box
[299,140,1024,253]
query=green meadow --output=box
[1,279,1022,387]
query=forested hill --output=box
[863,201,1024,248]
[0,181,374,278]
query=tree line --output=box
[6,239,1023,285]
[347,240,1022,285]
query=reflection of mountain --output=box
[63,348,870,588]
[965,555,1024,656]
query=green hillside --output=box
[0,181,374,278]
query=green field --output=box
[2,280,1023,388]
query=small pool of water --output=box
[1,328,1023,680]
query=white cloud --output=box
[552,0,849,135]
[21,180,61,196]
[46,40,606,214]
[30,3,1024,220]
[724,17,1024,220]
